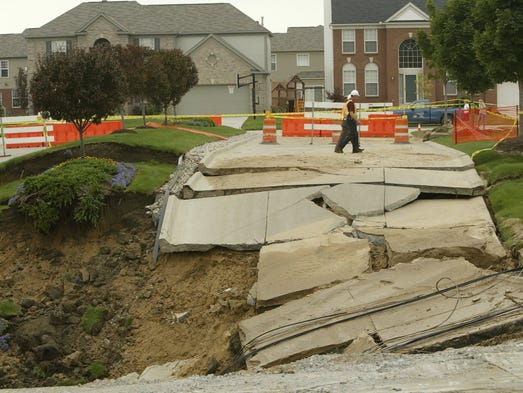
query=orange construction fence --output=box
[453,106,519,144]
[281,114,400,138]
[2,121,122,148]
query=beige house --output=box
[0,34,28,116]
[324,0,497,106]
[5,0,272,116]
[271,26,324,111]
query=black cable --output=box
[221,266,523,374]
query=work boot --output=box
[334,148,343,153]
[353,148,364,153]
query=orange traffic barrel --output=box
[262,116,277,144]
[394,116,409,143]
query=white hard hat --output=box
[350,89,360,97]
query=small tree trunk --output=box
[79,128,86,157]
[141,99,146,127]
[120,108,126,130]
[163,105,168,125]
[519,78,523,136]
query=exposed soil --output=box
[0,145,258,388]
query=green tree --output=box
[473,0,523,128]
[15,67,29,111]
[144,49,198,123]
[417,0,493,95]
[113,44,154,127]
[30,47,125,156]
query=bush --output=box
[0,301,21,318]
[81,306,107,336]
[87,361,106,380]
[8,157,136,233]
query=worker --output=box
[334,90,364,154]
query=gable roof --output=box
[271,26,324,52]
[0,34,27,58]
[23,1,269,38]
[186,34,265,73]
[331,0,448,24]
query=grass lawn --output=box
[0,122,246,207]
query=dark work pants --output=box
[335,118,360,152]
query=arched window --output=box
[342,63,356,97]
[399,39,422,68]
[94,38,111,50]
[365,63,379,97]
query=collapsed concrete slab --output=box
[255,232,370,308]
[384,226,507,268]
[239,258,522,369]
[182,168,384,199]
[159,186,345,253]
[352,198,507,265]
[321,184,420,219]
[385,168,485,196]
[198,137,476,176]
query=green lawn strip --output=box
[488,179,523,249]
[0,180,21,204]
[429,135,495,156]
[127,161,175,194]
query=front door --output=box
[405,75,417,103]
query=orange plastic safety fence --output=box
[453,105,519,144]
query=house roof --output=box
[331,0,448,24]
[23,1,270,38]
[0,34,27,58]
[271,26,324,52]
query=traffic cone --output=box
[417,123,421,132]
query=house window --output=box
[296,53,310,67]
[342,29,355,53]
[271,54,277,71]
[342,63,356,96]
[399,39,422,68]
[52,40,68,53]
[446,81,458,96]
[365,63,379,97]
[0,60,8,78]
[12,89,20,108]
[138,37,160,50]
[364,29,378,53]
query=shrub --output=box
[81,306,107,335]
[87,360,106,380]
[8,157,136,232]
[0,301,21,318]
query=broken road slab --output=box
[159,186,345,252]
[182,168,384,199]
[321,183,420,219]
[199,137,475,176]
[384,167,485,196]
[255,232,370,308]
[239,258,522,369]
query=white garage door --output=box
[176,85,251,116]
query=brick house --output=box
[0,34,28,116]
[324,0,498,106]
[270,26,324,111]
[4,0,272,116]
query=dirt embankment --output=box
[0,145,258,388]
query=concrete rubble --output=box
[255,231,370,308]
[239,257,522,369]
[157,135,520,373]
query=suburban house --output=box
[1,0,272,116]
[0,34,28,116]
[323,0,500,107]
[270,26,324,112]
